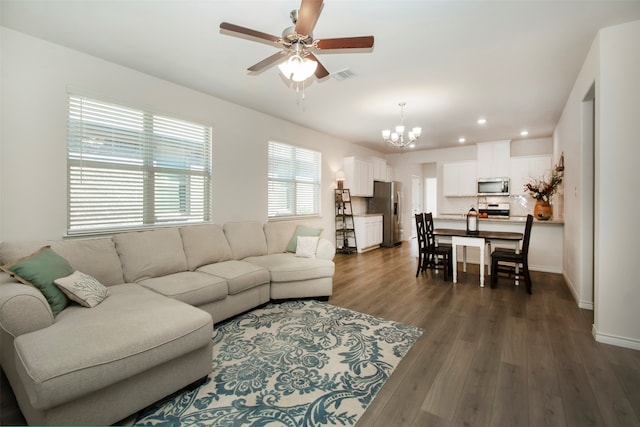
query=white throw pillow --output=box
[296,236,319,258]
[54,271,110,308]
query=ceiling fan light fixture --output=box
[278,54,317,82]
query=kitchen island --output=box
[434,215,563,273]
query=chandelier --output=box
[278,43,317,82]
[381,102,422,148]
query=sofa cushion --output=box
[223,221,268,260]
[197,260,270,295]
[54,271,110,308]
[1,246,72,316]
[13,283,213,410]
[286,225,322,253]
[244,253,335,282]
[179,224,233,270]
[138,271,228,306]
[0,241,49,265]
[295,236,320,258]
[51,238,125,286]
[114,228,188,283]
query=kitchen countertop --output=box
[435,214,564,225]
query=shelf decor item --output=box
[524,153,564,220]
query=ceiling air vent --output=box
[331,68,356,81]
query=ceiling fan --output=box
[219,0,374,81]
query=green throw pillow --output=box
[286,226,322,253]
[1,246,72,316]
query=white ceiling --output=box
[2,0,640,153]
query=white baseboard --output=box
[529,264,563,274]
[592,325,640,351]
[562,272,594,310]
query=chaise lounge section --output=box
[0,220,334,426]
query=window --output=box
[268,141,321,218]
[67,95,211,234]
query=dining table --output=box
[433,228,524,287]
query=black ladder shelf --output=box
[335,188,357,254]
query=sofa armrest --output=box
[316,238,336,261]
[0,280,54,338]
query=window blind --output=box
[268,141,321,218]
[67,95,211,234]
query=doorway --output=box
[410,174,422,239]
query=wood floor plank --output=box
[572,330,640,426]
[527,338,566,426]
[421,338,476,420]
[490,362,529,427]
[501,315,527,367]
[450,303,508,426]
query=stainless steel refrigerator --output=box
[368,181,402,247]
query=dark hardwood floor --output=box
[1,242,639,426]
[330,243,640,427]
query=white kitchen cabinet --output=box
[476,140,510,178]
[354,215,383,253]
[369,157,387,182]
[344,156,374,197]
[509,155,552,195]
[443,161,477,197]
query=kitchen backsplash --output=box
[440,195,533,217]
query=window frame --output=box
[66,94,212,235]
[267,140,322,220]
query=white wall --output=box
[553,32,599,310]
[0,28,381,242]
[555,19,640,349]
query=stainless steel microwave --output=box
[477,178,510,196]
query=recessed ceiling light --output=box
[477,118,487,125]
[458,137,466,143]
[520,130,529,136]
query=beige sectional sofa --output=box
[0,220,334,426]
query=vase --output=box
[534,200,552,220]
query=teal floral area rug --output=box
[134,300,423,426]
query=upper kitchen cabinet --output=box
[509,155,552,195]
[369,157,388,182]
[443,161,477,197]
[344,156,374,197]
[476,140,510,178]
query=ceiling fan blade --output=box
[307,53,329,79]
[295,0,323,37]
[220,22,281,44]
[316,36,374,50]
[247,52,286,72]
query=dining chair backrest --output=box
[424,212,436,247]
[521,214,534,257]
[415,213,427,249]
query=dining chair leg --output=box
[490,258,498,288]
[523,261,532,294]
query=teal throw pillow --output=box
[286,225,322,253]
[1,246,72,316]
